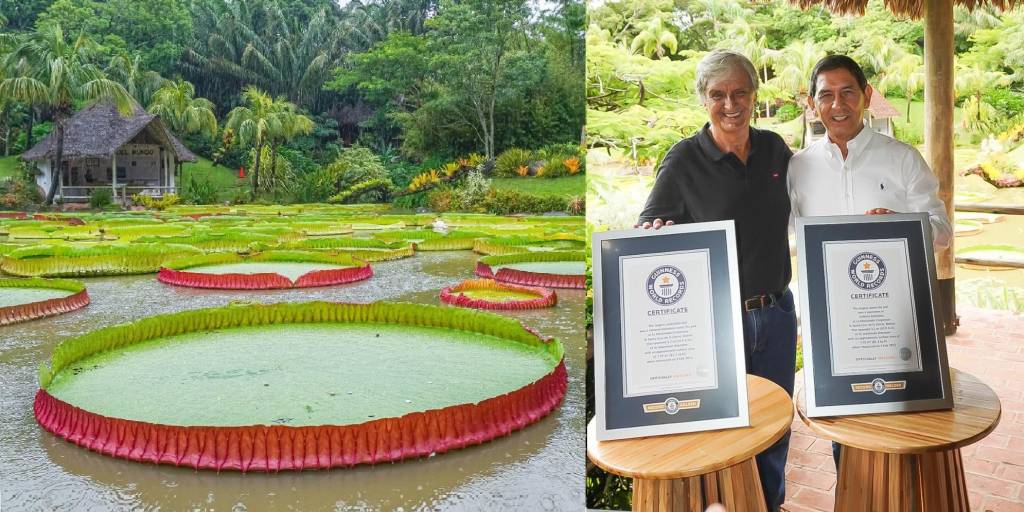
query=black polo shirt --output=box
[638,123,793,299]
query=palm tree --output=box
[770,40,824,148]
[851,35,905,78]
[225,86,280,196]
[148,78,218,138]
[0,24,133,204]
[878,54,924,118]
[629,17,677,59]
[106,52,166,107]
[955,63,1011,136]
[267,97,313,181]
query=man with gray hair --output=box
[638,49,796,510]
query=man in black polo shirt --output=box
[638,49,796,511]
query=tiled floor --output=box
[784,307,1024,511]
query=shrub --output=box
[131,193,181,210]
[426,185,456,212]
[777,103,802,123]
[494,148,533,177]
[540,157,569,178]
[324,146,393,202]
[564,157,582,175]
[0,167,41,209]
[387,161,422,189]
[392,190,429,210]
[983,89,1024,118]
[452,170,491,212]
[481,189,569,215]
[89,188,113,209]
[182,174,218,204]
[540,142,584,159]
[293,167,334,203]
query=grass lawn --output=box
[491,174,584,197]
[0,155,21,179]
[180,157,251,202]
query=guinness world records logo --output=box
[849,252,887,290]
[647,266,686,305]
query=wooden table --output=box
[796,368,1001,512]
[587,375,793,512]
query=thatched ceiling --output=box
[792,0,1022,19]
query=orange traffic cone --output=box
[239,166,246,178]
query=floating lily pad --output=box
[159,251,371,289]
[476,251,586,289]
[0,278,89,326]
[441,279,557,310]
[956,245,1024,268]
[35,302,566,471]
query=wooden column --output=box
[111,151,118,199]
[924,0,957,334]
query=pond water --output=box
[0,251,585,511]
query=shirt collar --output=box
[697,122,758,162]
[825,122,873,161]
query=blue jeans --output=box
[743,288,798,511]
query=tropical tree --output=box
[851,34,905,78]
[181,0,345,112]
[721,18,777,117]
[630,16,677,59]
[338,0,437,51]
[955,64,1011,135]
[878,54,924,117]
[0,24,133,204]
[148,78,217,138]
[769,39,824,101]
[106,51,167,107]
[224,87,312,196]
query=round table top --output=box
[796,368,1001,454]
[587,375,793,480]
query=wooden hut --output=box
[21,102,197,203]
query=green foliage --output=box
[293,167,334,204]
[88,188,113,209]
[983,89,1024,119]
[776,103,802,123]
[328,178,393,204]
[324,147,393,202]
[131,193,180,211]
[181,174,218,205]
[0,167,41,209]
[494,148,533,178]
[481,189,573,215]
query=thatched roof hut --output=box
[21,102,196,163]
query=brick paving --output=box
[784,307,1024,511]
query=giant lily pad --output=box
[440,279,557,310]
[476,251,586,289]
[34,302,566,471]
[0,277,89,326]
[159,251,371,289]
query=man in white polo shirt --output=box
[788,55,952,468]
[788,54,952,251]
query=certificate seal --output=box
[664,397,680,415]
[646,266,686,305]
[849,252,887,290]
[900,347,912,361]
[871,378,886,395]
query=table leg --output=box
[835,445,969,512]
[631,458,766,512]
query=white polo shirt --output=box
[788,126,952,250]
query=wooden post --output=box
[924,0,957,334]
[111,151,118,203]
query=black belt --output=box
[743,291,783,312]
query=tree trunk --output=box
[907,96,912,118]
[252,143,262,198]
[26,110,34,150]
[45,114,67,206]
[270,142,278,187]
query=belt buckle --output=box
[743,295,764,312]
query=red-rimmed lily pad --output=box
[441,279,557,310]
[475,251,586,289]
[0,278,90,326]
[158,251,372,289]
[34,301,566,471]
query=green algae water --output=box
[45,323,556,427]
[493,261,586,275]
[184,262,351,281]
[0,287,74,308]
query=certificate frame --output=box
[796,213,953,418]
[593,221,748,440]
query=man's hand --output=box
[635,219,675,229]
[865,208,896,215]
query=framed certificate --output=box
[593,221,748,440]
[796,213,953,417]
